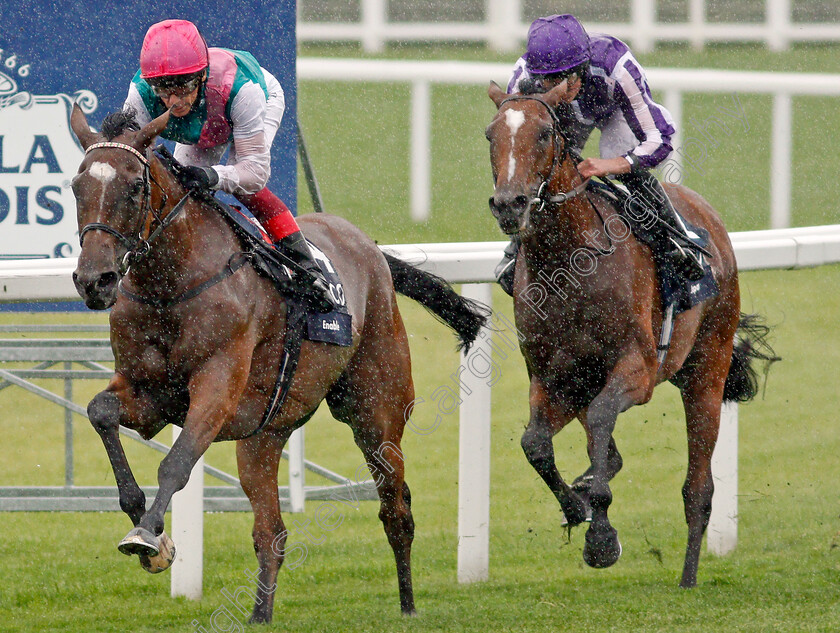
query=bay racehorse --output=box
[69,104,488,623]
[486,82,774,587]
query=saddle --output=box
[586,180,719,364]
[154,146,352,435]
[586,179,719,315]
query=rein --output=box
[79,142,190,275]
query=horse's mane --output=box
[518,77,545,96]
[100,108,141,140]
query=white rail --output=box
[5,225,838,301]
[299,0,840,53]
[298,58,840,228]
[3,226,839,588]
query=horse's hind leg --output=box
[329,349,416,614]
[235,428,292,624]
[676,340,733,588]
[350,419,415,615]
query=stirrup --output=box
[668,238,705,282]
[299,272,337,314]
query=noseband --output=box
[496,96,590,213]
[79,142,190,275]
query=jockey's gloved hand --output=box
[181,166,220,191]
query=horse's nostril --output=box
[95,271,119,292]
[513,194,529,209]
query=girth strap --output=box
[245,298,308,438]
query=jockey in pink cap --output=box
[124,19,335,312]
[495,14,704,296]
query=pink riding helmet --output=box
[140,19,209,79]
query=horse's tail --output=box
[383,252,491,353]
[723,313,780,403]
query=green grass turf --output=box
[1,264,839,632]
[2,42,840,633]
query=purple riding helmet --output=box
[524,14,591,74]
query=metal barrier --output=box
[0,324,378,513]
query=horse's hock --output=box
[0,323,378,513]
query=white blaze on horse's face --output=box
[87,161,118,211]
[504,109,525,182]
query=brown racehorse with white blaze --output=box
[69,104,488,623]
[486,81,774,587]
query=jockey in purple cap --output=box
[495,14,705,295]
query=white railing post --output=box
[171,426,204,600]
[689,0,706,50]
[411,79,432,222]
[766,0,791,52]
[486,0,520,53]
[361,0,386,53]
[631,0,656,53]
[457,283,493,583]
[708,402,738,555]
[770,92,792,228]
[288,427,306,513]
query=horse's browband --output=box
[85,142,149,167]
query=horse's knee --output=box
[521,425,552,466]
[88,391,121,435]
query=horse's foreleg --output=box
[88,375,160,526]
[235,429,290,624]
[582,353,655,569]
[132,350,252,543]
[521,382,588,525]
[572,413,624,504]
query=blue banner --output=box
[0,0,297,262]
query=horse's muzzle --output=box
[489,193,530,235]
[73,267,120,310]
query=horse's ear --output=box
[70,103,101,150]
[132,109,171,152]
[543,80,574,107]
[488,81,509,108]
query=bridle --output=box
[78,142,191,275]
[496,96,590,214]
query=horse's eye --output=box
[538,129,553,144]
[128,179,145,198]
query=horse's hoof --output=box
[118,527,159,557]
[139,531,176,573]
[582,524,622,569]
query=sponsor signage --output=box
[1,1,296,261]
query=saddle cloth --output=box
[219,203,353,347]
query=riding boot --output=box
[274,232,337,313]
[494,235,520,297]
[621,171,705,282]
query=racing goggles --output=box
[148,75,203,99]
